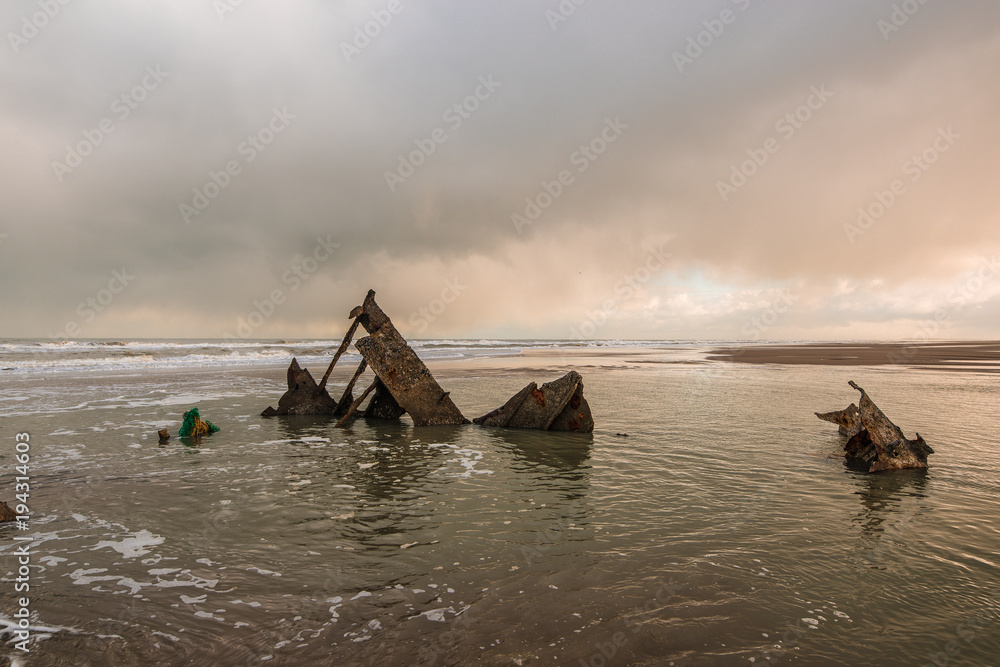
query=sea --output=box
[1,339,998,666]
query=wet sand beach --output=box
[706,341,1000,373]
[3,341,1000,665]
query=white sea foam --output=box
[193,610,224,621]
[247,566,282,577]
[0,616,83,636]
[93,530,165,559]
[0,337,701,375]
[417,608,450,622]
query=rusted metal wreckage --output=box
[262,290,594,433]
[816,381,932,472]
[472,370,593,432]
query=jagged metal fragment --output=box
[474,371,594,433]
[816,381,932,472]
[261,358,337,417]
[815,403,862,437]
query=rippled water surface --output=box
[2,352,999,665]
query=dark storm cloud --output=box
[1,0,998,339]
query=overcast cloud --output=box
[2,0,998,341]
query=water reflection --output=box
[263,416,597,575]
[349,420,465,501]
[850,468,929,568]
[852,468,928,532]
[488,428,593,471]
[484,428,595,564]
[272,418,471,561]
[272,413,340,440]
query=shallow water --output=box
[2,352,999,665]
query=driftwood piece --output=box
[261,358,337,416]
[474,371,594,433]
[817,381,933,472]
[355,321,468,426]
[0,501,16,523]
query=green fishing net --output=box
[178,407,220,438]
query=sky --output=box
[1,0,999,341]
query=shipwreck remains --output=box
[474,370,594,433]
[350,292,467,426]
[815,403,862,438]
[816,381,932,472]
[261,290,597,432]
[261,358,340,417]
[262,290,468,426]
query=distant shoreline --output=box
[4,339,1000,378]
[706,341,1000,373]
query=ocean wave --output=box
[0,338,712,375]
[0,349,338,374]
